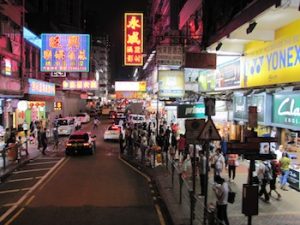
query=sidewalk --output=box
[122,155,300,225]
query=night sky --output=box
[85,0,148,81]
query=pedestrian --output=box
[212,175,230,225]
[119,132,125,154]
[37,128,42,150]
[41,128,48,155]
[93,117,99,129]
[182,154,192,179]
[22,121,28,137]
[178,134,186,156]
[280,152,291,191]
[4,128,11,147]
[227,154,239,182]
[52,126,59,151]
[198,150,207,197]
[171,131,177,151]
[140,132,148,164]
[269,160,281,199]
[210,148,225,181]
[257,161,272,202]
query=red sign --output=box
[124,13,143,66]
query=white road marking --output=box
[28,161,58,166]
[12,168,51,174]
[2,203,15,207]
[6,177,42,183]
[0,188,31,194]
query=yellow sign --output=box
[241,20,300,88]
[158,70,185,98]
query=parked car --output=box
[104,124,124,141]
[65,131,96,155]
[75,112,90,123]
[56,117,78,136]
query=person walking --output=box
[269,159,281,199]
[178,134,186,156]
[140,132,148,164]
[210,148,225,181]
[257,161,272,202]
[227,154,239,182]
[41,128,48,155]
[22,121,28,137]
[280,152,291,191]
[37,128,42,150]
[93,117,99,129]
[198,150,207,197]
[213,175,230,225]
[52,126,59,151]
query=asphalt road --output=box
[8,119,162,225]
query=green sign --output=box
[177,104,206,119]
[273,93,300,129]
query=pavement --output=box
[122,154,300,225]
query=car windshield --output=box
[76,114,86,117]
[57,120,68,126]
[69,134,89,142]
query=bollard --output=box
[171,161,175,187]
[189,190,196,225]
[1,147,7,169]
[179,172,183,204]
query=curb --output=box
[120,155,175,225]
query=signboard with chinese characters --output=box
[272,92,300,130]
[62,80,98,90]
[51,72,66,77]
[115,91,145,99]
[156,45,184,66]
[1,58,12,76]
[115,81,146,92]
[28,78,55,96]
[124,13,143,66]
[158,70,185,98]
[54,101,62,111]
[41,34,90,72]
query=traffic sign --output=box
[198,118,221,141]
[185,119,206,144]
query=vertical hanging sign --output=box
[124,13,143,66]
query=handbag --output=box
[228,185,236,204]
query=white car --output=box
[56,117,77,136]
[76,113,90,124]
[104,124,123,141]
[127,114,146,124]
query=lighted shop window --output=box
[70,81,76,89]
[63,81,69,89]
[77,81,83,89]
[84,81,90,89]
[68,36,80,49]
[127,32,140,45]
[49,36,61,48]
[127,16,141,29]
[90,81,97,89]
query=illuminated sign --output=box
[115,91,145,99]
[115,81,146,92]
[62,80,98,90]
[23,27,41,49]
[158,70,185,98]
[54,101,62,111]
[242,20,300,87]
[51,72,66,77]
[28,78,55,96]
[1,58,12,76]
[124,13,143,66]
[41,34,90,72]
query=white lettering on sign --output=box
[278,98,300,117]
[185,106,205,115]
[235,105,245,112]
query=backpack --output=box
[264,163,273,181]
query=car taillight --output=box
[84,143,92,147]
[66,143,72,147]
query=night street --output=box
[5,120,161,225]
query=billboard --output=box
[41,33,90,72]
[62,80,97,90]
[115,81,146,92]
[158,70,185,98]
[124,13,143,66]
[28,78,55,96]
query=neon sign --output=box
[28,79,55,96]
[62,80,98,90]
[41,34,90,72]
[124,13,143,66]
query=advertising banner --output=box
[28,78,55,96]
[62,80,97,90]
[177,103,205,119]
[124,13,143,66]
[198,69,216,92]
[115,81,146,92]
[41,33,90,72]
[115,91,145,99]
[273,92,300,130]
[158,70,185,98]
[242,20,300,88]
[233,94,247,121]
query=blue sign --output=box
[28,78,55,96]
[40,34,90,72]
[23,27,41,49]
